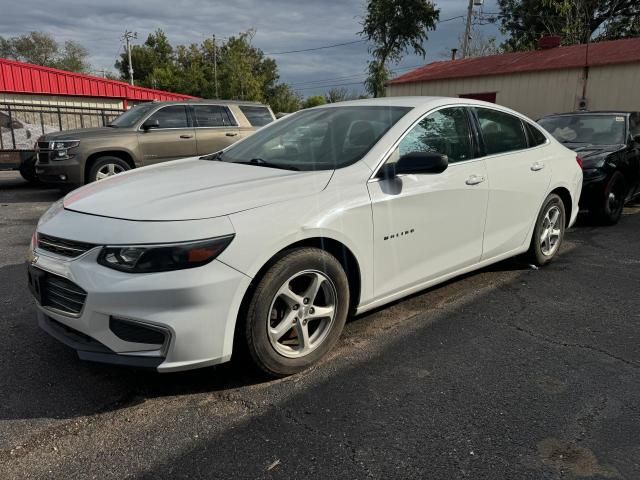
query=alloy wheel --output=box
[96,163,125,181]
[267,270,338,358]
[539,205,562,256]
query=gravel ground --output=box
[1,170,639,479]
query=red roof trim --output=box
[0,58,195,101]
[389,37,640,85]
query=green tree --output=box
[55,40,90,72]
[116,29,174,84]
[0,32,90,73]
[302,95,326,108]
[267,84,302,113]
[360,0,440,97]
[497,0,640,51]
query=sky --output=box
[0,0,502,97]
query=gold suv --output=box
[35,100,275,187]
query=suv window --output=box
[146,105,189,129]
[398,107,473,163]
[525,122,547,147]
[238,106,274,127]
[193,105,237,127]
[475,108,528,155]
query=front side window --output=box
[212,106,411,171]
[538,114,627,145]
[146,105,189,129]
[398,107,473,163]
[109,103,156,128]
[193,105,236,127]
[475,108,528,155]
[239,106,274,127]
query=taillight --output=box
[576,155,583,169]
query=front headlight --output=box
[97,235,235,273]
[51,140,80,160]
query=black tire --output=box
[528,193,566,266]
[594,171,626,225]
[242,247,350,377]
[86,156,131,184]
[19,156,40,184]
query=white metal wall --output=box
[387,63,640,119]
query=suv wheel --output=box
[88,156,130,183]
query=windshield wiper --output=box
[200,151,225,161]
[233,158,299,171]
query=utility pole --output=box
[212,35,218,98]
[122,30,137,86]
[461,0,474,58]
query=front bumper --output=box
[29,247,251,372]
[35,152,84,185]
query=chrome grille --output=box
[36,142,52,163]
[38,233,96,258]
[41,274,87,315]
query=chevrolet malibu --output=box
[27,98,583,376]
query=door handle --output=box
[226,132,238,137]
[180,134,193,139]
[465,175,486,186]
[531,162,545,171]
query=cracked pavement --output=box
[1,171,639,479]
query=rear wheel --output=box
[528,193,566,266]
[243,248,349,377]
[87,156,130,183]
[595,171,626,225]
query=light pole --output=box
[122,30,137,86]
[461,0,474,58]
[212,35,218,98]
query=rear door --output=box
[472,107,552,260]
[137,105,197,165]
[191,104,240,155]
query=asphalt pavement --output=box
[1,170,639,479]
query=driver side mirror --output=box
[142,119,160,131]
[380,152,449,178]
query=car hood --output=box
[41,127,131,141]
[63,158,333,221]
[562,143,623,169]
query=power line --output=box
[265,40,367,55]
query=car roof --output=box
[315,96,496,109]
[139,99,269,107]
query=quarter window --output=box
[193,105,236,127]
[146,105,189,129]
[398,107,473,163]
[239,106,274,127]
[525,122,547,147]
[475,108,528,155]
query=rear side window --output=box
[193,105,237,127]
[146,105,189,129]
[475,108,528,155]
[525,122,548,146]
[239,106,274,127]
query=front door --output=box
[192,104,241,155]
[137,105,197,165]
[368,106,489,298]
[472,107,552,259]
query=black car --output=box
[538,111,640,224]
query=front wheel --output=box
[595,171,626,225]
[242,248,350,377]
[87,156,130,184]
[528,193,566,266]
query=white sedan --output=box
[27,98,582,376]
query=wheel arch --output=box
[549,186,573,228]
[84,150,136,183]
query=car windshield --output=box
[538,114,627,145]
[109,103,158,128]
[210,106,411,171]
